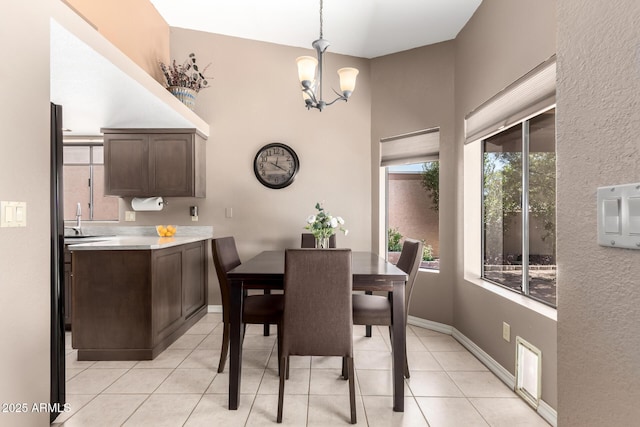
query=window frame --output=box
[63,139,118,222]
[480,106,556,307]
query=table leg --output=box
[364,290,372,337]
[229,279,244,410]
[263,289,271,336]
[391,280,405,412]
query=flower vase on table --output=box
[304,202,348,248]
[315,236,330,249]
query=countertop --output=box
[67,234,212,251]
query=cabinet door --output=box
[152,247,184,344]
[149,134,193,196]
[182,242,207,318]
[104,134,149,196]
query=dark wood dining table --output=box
[226,250,408,412]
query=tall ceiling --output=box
[149,0,482,59]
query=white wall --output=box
[557,1,640,424]
[0,1,52,425]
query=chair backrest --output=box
[301,233,337,248]
[282,249,352,357]
[395,238,424,319]
[212,237,242,323]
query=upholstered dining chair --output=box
[277,249,356,424]
[212,237,284,373]
[300,233,337,248]
[352,238,423,378]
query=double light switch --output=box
[597,183,640,249]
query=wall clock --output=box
[253,143,300,189]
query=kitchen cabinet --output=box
[103,128,206,197]
[71,239,208,360]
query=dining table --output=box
[226,250,408,412]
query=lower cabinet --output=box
[72,240,208,360]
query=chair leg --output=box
[217,322,229,373]
[342,356,348,380]
[277,356,287,423]
[365,291,373,337]
[404,343,410,378]
[348,357,357,424]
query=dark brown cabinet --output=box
[103,128,206,197]
[72,240,208,360]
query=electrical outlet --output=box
[502,322,511,342]
[125,211,136,222]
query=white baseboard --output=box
[410,316,557,427]
[207,305,222,313]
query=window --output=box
[63,142,118,221]
[482,108,556,306]
[380,128,440,270]
[387,162,439,270]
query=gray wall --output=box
[557,0,640,424]
[453,0,558,409]
[0,0,52,425]
[371,42,456,326]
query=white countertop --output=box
[67,234,212,251]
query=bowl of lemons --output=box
[156,225,177,237]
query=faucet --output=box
[69,203,82,235]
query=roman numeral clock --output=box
[253,143,300,189]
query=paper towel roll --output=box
[131,197,165,211]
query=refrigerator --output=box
[50,102,66,422]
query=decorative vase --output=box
[315,236,330,249]
[168,86,197,110]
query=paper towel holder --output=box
[131,197,168,211]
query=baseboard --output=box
[536,399,557,427]
[450,326,557,427]
[407,315,453,335]
[207,305,222,313]
[409,317,557,426]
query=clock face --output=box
[253,143,300,189]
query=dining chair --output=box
[352,238,423,378]
[211,236,284,373]
[277,249,356,424]
[300,232,337,248]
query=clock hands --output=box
[269,160,289,172]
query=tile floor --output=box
[53,313,550,426]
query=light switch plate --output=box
[597,183,640,249]
[1,201,27,227]
[124,211,136,222]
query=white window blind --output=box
[465,55,556,144]
[380,127,440,167]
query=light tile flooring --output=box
[53,313,549,426]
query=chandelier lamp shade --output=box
[296,0,359,111]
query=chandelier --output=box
[296,0,359,111]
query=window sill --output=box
[463,275,557,321]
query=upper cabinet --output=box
[103,128,206,197]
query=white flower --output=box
[336,216,345,225]
[330,217,338,228]
[306,215,316,224]
[344,229,349,236]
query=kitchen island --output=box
[69,235,211,360]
